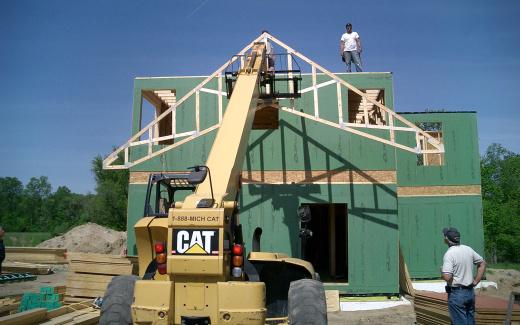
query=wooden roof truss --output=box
[103,32,444,170]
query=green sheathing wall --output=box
[398,196,484,278]
[395,112,481,186]
[240,183,398,294]
[126,73,400,293]
[395,112,484,278]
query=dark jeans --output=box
[448,288,475,324]
[343,50,363,72]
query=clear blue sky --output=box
[1,0,519,194]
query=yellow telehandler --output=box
[100,42,327,324]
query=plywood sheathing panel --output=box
[129,170,397,185]
[241,170,396,184]
[397,185,481,197]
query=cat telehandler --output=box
[100,42,327,324]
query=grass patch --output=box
[3,232,52,247]
[488,263,520,272]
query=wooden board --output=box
[65,288,107,299]
[6,247,67,264]
[40,307,99,325]
[67,252,131,265]
[0,307,47,325]
[325,290,340,312]
[2,261,52,275]
[69,262,132,276]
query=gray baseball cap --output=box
[443,227,460,243]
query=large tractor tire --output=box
[100,275,139,325]
[288,279,328,325]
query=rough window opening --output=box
[141,89,176,145]
[348,89,386,125]
[417,122,444,166]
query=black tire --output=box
[288,279,327,325]
[100,275,139,325]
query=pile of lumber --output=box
[0,300,99,325]
[6,247,68,264]
[414,291,520,324]
[65,252,134,302]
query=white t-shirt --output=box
[442,244,484,287]
[341,32,360,52]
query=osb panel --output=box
[130,171,187,184]
[131,170,396,185]
[397,185,481,197]
[241,170,396,184]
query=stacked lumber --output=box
[414,291,520,324]
[65,253,133,301]
[6,247,68,264]
[0,301,99,325]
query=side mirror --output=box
[188,166,208,185]
[297,205,311,223]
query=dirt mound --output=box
[37,223,126,255]
[478,268,520,300]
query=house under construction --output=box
[104,33,484,295]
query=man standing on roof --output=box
[340,23,363,72]
[441,227,486,325]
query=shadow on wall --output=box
[241,115,397,255]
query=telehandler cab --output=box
[100,42,327,324]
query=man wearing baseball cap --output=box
[441,227,486,324]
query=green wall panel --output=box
[240,183,399,294]
[398,195,484,278]
[395,112,480,186]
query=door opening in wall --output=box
[301,203,348,283]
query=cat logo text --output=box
[172,229,219,255]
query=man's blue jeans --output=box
[343,50,363,72]
[448,288,475,324]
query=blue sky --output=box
[1,0,519,194]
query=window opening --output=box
[348,89,386,125]
[141,90,176,145]
[416,122,444,166]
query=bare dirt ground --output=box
[328,304,417,324]
[37,222,126,255]
[0,265,67,296]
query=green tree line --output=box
[0,145,518,263]
[0,156,128,235]
[481,144,520,263]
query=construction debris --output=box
[0,273,37,284]
[65,252,134,301]
[414,290,520,324]
[37,223,126,255]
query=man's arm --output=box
[472,260,486,286]
[441,272,453,284]
[339,40,345,55]
[356,37,362,53]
